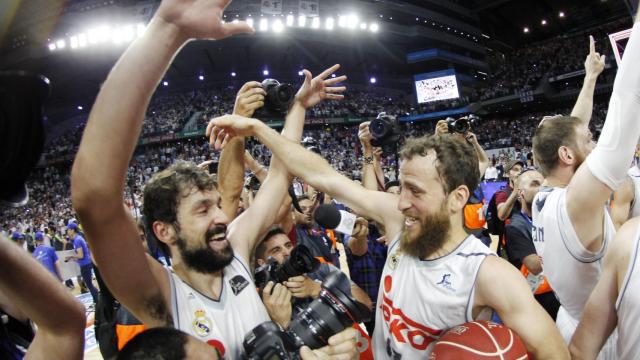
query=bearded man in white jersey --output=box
[206,117,568,358]
[531,15,640,359]
[70,0,358,358]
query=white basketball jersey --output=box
[167,256,270,359]
[372,235,494,359]
[532,187,615,326]
[615,224,640,359]
[627,167,640,218]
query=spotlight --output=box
[231,72,237,77]
[286,15,294,26]
[360,23,367,30]
[311,17,320,29]
[331,73,336,78]
[246,18,254,28]
[370,77,377,84]
[48,43,56,51]
[523,27,530,33]
[78,33,87,47]
[369,23,379,32]
[56,39,66,49]
[298,15,307,27]
[338,16,347,28]
[163,81,168,86]
[199,75,204,81]
[263,69,269,76]
[122,25,134,41]
[70,36,78,49]
[559,11,565,18]
[541,19,547,25]
[298,70,304,76]
[259,18,269,31]
[77,106,83,110]
[347,14,359,29]
[325,17,334,30]
[273,19,284,32]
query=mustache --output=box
[205,224,227,240]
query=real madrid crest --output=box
[192,309,213,337]
[389,252,401,270]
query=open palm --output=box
[296,64,347,109]
[156,0,252,40]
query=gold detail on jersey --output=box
[192,309,213,337]
[389,253,401,270]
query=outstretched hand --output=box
[585,35,606,77]
[205,114,260,150]
[296,64,347,109]
[155,0,253,41]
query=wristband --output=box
[363,155,374,165]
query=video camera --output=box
[446,114,480,134]
[243,272,371,359]
[254,244,319,290]
[254,78,295,120]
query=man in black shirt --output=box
[505,169,560,320]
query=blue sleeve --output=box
[51,248,59,261]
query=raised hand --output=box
[435,120,448,136]
[296,64,347,109]
[261,281,292,329]
[585,35,606,77]
[234,82,266,117]
[155,0,253,41]
[357,121,373,150]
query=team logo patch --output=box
[229,275,249,295]
[388,253,401,270]
[436,273,456,292]
[192,310,213,337]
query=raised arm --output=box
[567,14,640,251]
[569,217,637,359]
[466,132,489,177]
[0,236,86,359]
[570,36,606,124]
[217,82,266,220]
[218,65,347,261]
[70,0,252,325]
[210,116,405,240]
[358,121,379,191]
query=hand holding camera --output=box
[234,81,267,118]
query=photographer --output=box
[254,226,372,323]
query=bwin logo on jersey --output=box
[436,273,456,292]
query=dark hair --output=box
[142,162,216,258]
[255,225,287,261]
[532,116,581,177]
[399,134,479,195]
[116,327,187,360]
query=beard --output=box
[176,224,234,274]
[400,204,451,259]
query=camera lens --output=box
[369,118,388,139]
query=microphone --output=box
[313,204,357,235]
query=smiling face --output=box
[171,187,232,274]
[397,152,453,258]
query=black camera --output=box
[254,244,319,289]
[243,272,372,359]
[369,112,402,148]
[254,78,295,120]
[446,114,479,134]
[301,137,322,156]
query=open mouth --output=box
[404,216,418,228]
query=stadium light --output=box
[97,26,110,43]
[347,15,359,29]
[56,39,66,49]
[136,23,146,37]
[325,17,334,30]
[77,106,83,110]
[541,19,547,25]
[559,11,565,18]
[298,15,307,27]
[311,17,320,29]
[259,18,269,31]
[48,43,56,51]
[523,27,530,33]
[338,16,347,28]
[369,23,379,32]
[370,77,377,84]
[331,73,336,78]
[263,69,269,76]
[198,75,204,81]
[163,81,168,86]
[78,33,87,47]
[231,72,237,77]
[246,18,254,28]
[360,23,367,30]
[70,36,78,49]
[273,19,284,33]
[286,15,294,26]
[298,70,304,76]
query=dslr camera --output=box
[446,114,480,134]
[369,112,402,148]
[254,244,319,289]
[254,78,295,120]
[243,272,371,359]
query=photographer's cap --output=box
[507,160,525,172]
